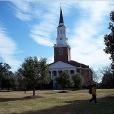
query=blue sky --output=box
[0,0,113,73]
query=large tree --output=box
[19,57,40,96]
[39,58,50,86]
[101,66,114,88]
[0,63,13,90]
[104,11,114,75]
[15,68,27,91]
[1,71,15,90]
[17,57,49,96]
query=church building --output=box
[49,8,93,88]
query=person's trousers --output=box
[89,95,97,103]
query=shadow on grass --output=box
[0,95,43,102]
[12,96,114,114]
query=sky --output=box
[0,0,114,74]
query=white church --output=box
[49,8,93,88]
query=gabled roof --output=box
[49,60,89,69]
[49,61,75,69]
[68,60,89,68]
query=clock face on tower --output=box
[58,48,63,55]
[54,46,70,62]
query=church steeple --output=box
[56,7,68,46]
[54,7,71,62]
[59,7,64,25]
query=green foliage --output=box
[16,57,50,95]
[91,68,98,82]
[101,66,114,88]
[56,72,71,89]
[0,63,15,90]
[39,58,50,84]
[0,57,51,91]
[103,13,114,77]
[15,68,27,90]
[102,74,114,88]
[72,74,82,89]
[18,57,40,95]
[104,34,114,55]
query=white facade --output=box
[49,61,79,88]
[56,25,68,46]
[49,61,78,78]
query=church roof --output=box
[59,8,64,25]
[49,60,89,69]
[68,60,89,68]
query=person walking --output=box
[89,84,97,103]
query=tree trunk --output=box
[33,88,35,96]
[8,87,10,91]
[24,89,26,94]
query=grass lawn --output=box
[0,89,114,114]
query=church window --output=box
[53,71,57,76]
[59,48,63,55]
[70,70,74,74]
[49,71,51,76]
[58,70,62,75]
[77,68,80,73]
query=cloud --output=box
[15,10,32,21]
[10,0,114,71]
[29,2,60,47]
[10,0,59,47]
[69,0,113,69]
[0,26,21,71]
[30,14,57,47]
[21,0,113,68]
[47,56,54,64]
[10,0,32,21]
[0,27,16,54]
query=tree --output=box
[15,68,26,91]
[104,11,114,75]
[19,57,40,96]
[56,72,71,89]
[38,58,50,87]
[0,63,12,90]
[2,71,15,90]
[72,74,82,89]
[101,66,114,88]
[0,63,11,73]
[91,68,98,83]
[17,57,50,95]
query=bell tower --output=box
[54,8,71,62]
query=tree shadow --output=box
[0,95,43,102]
[11,95,114,114]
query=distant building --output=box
[49,8,93,88]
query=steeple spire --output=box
[59,7,64,25]
[56,6,68,46]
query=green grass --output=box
[0,89,114,114]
